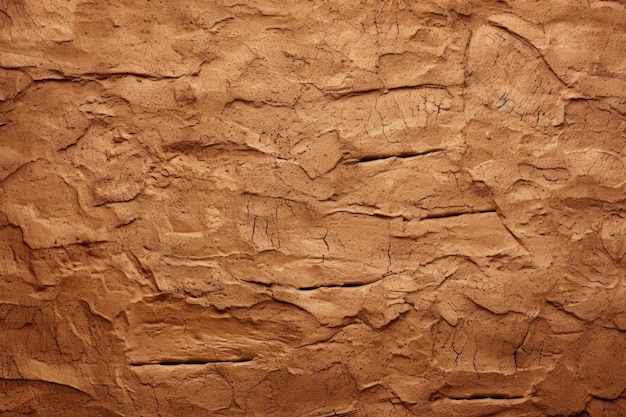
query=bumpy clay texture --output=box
[1,1,626,416]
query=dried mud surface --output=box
[1,1,626,416]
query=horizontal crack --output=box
[421,209,497,220]
[327,83,458,98]
[298,281,377,291]
[354,149,444,164]
[314,409,357,417]
[129,358,254,366]
[446,395,526,401]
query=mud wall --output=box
[1,1,626,416]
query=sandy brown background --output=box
[1,0,626,416]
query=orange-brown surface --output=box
[1,1,626,416]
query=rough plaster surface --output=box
[1,1,626,416]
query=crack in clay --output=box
[421,209,497,220]
[298,281,378,291]
[326,83,456,99]
[445,395,527,401]
[487,21,568,87]
[305,409,357,417]
[355,148,444,163]
[129,359,254,367]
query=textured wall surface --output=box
[1,1,626,416]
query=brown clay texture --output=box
[1,1,626,416]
